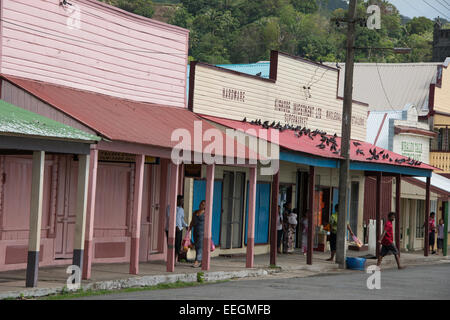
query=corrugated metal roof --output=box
[3,75,257,160]
[201,114,436,171]
[0,99,99,142]
[413,173,450,197]
[216,63,271,78]
[325,62,442,112]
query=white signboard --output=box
[191,52,368,141]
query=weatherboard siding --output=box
[435,67,450,115]
[192,54,367,141]
[0,0,189,107]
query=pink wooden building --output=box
[0,0,259,286]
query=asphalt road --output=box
[78,263,450,300]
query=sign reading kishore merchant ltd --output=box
[189,51,368,141]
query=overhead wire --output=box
[422,0,450,20]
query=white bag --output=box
[288,214,297,225]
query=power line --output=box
[422,0,450,20]
[435,0,450,11]
[374,62,398,112]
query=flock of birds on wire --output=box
[242,117,423,167]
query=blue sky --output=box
[388,0,450,20]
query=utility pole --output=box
[336,0,358,269]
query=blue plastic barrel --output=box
[346,257,366,271]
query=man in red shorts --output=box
[377,212,404,270]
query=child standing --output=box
[437,219,445,255]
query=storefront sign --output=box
[99,151,159,164]
[191,53,368,141]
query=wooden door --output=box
[55,157,78,259]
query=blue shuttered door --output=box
[245,182,271,245]
[192,180,222,245]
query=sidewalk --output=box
[0,249,448,299]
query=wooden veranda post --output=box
[202,164,215,271]
[26,151,45,288]
[246,167,257,268]
[270,171,279,266]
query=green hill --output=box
[99,0,441,64]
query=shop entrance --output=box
[140,164,164,261]
[220,171,245,249]
[55,157,78,259]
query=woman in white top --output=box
[276,205,284,254]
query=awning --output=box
[407,173,450,199]
[2,75,258,162]
[200,114,436,176]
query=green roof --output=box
[0,99,100,142]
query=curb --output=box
[0,268,279,300]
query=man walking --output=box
[165,195,188,263]
[377,212,404,270]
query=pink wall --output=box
[0,155,165,271]
[0,0,189,107]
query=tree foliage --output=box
[105,0,436,64]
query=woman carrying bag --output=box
[189,200,206,268]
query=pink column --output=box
[166,162,179,272]
[130,154,145,275]
[246,167,257,268]
[82,148,98,280]
[202,164,215,271]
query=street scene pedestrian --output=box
[189,200,206,268]
[426,212,437,254]
[437,218,445,255]
[165,195,188,263]
[377,212,404,270]
[277,205,284,254]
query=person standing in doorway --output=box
[189,200,205,268]
[437,218,444,255]
[283,203,291,253]
[286,206,298,253]
[426,212,437,254]
[300,211,308,255]
[277,205,284,254]
[377,212,404,270]
[165,195,188,264]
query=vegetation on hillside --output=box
[99,0,449,64]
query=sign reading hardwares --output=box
[99,151,159,164]
[191,52,368,141]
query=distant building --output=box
[433,22,450,63]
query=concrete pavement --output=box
[0,249,448,299]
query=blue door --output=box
[245,182,271,244]
[192,180,222,245]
